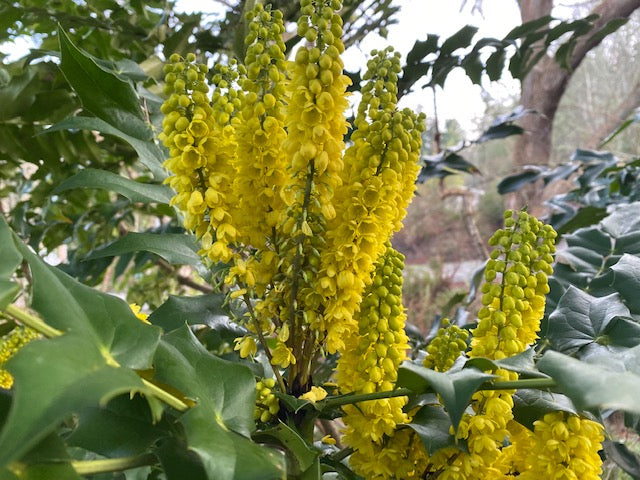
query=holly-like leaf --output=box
[0,216,21,279]
[58,27,147,140]
[407,404,458,455]
[464,348,546,378]
[512,389,576,430]
[497,168,544,194]
[0,280,19,311]
[47,116,166,179]
[397,362,494,432]
[153,327,285,480]
[610,255,640,314]
[14,239,162,369]
[54,168,173,204]
[440,25,478,55]
[0,334,148,468]
[546,287,637,356]
[149,294,230,332]
[67,394,169,457]
[253,422,318,474]
[538,350,640,414]
[86,233,201,267]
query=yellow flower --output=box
[129,303,149,324]
[270,341,296,368]
[321,434,336,445]
[234,336,257,358]
[299,386,327,403]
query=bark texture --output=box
[511,0,640,210]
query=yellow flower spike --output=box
[318,47,425,355]
[336,244,423,479]
[0,326,39,389]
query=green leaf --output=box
[58,27,147,140]
[47,116,166,179]
[405,35,439,66]
[253,422,318,474]
[155,437,208,480]
[54,168,173,204]
[546,287,637,356]
[0,216,22,279]
[505,15,553,40]
[537,350,640,414]
[440,25,478,55]
[14,239,162,369]
[464,348,547,378]
[407,405,458,455]
[610,254,640,314]
[153,326,285,480]
[148,294,229,331]
[0,280,19,310]
[497,168,544,194]
[475,123,524,144]
[397,362,494,432]
[86,233,201,266]
[512,390,576,430]
[67,394,169,457]
[0,334,147,468]
[10,433,83,480]
[603,440,640,480]
[154,326,255,435]
[485,48,506,81]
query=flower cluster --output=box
[318,47,425,354]
[425,210,559,479]
[0,326,39,389]
[472,209,556,359]
[159,53,238,264]
[254,378,280,423]
[520,412,604,480]
[337,245,417,479]
[423,318,469,372]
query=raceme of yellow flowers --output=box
[158,0,603,477]
[159,0,424,396]
[0,326,39,389]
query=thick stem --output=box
[4,304,191,412]
[4,304,62,338]
[71,453,157,475]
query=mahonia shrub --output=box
[0,3,627,480]
[154,0,606,477]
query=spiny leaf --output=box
[14,238,162,369]
[397,362,494,433]
[54,168,173,204]
[47,116,165,179]
[58,27,147,140]
[0,334,147,468]
[86,233,201,267]
[538,350,640,414]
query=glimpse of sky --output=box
[176,0,524,132]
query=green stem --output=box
[319,388,413,409]
[5,304,62,338]
[141,379,189,412]
[481,377,556,391]
[242,293,287,394]
[71,453,157,475]
[5,304,190,412]
[320,377,557,411]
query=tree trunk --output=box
[511,0,640,211]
